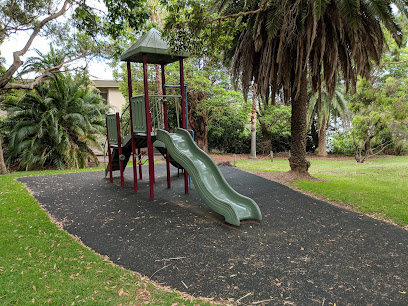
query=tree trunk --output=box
[0,0,70,90]
[0,136,8,174]
[365,136,373,155]
[317,116,328,157]
[250,84,257,159]
[289,71,310,173]
[310,118,319,149]
[196,118,208,152]
[355,147,363,163]
[259,120,271,153]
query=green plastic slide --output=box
[156,128,262,226]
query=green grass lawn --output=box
[0,168,208,305]
[237,156,408,227]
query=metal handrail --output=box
[120,103,131,138]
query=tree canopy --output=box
[0,0,151,90]
[163,0,408,172]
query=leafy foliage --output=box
[258,104,292,153]
[308,83,350,155]
[207,93,251,153]
[162,0,243,59]
[0,72,107,170]
[0,0,152,91]
[117,55,250,152]
[163,0,407,172]
[349,76,408,162]
[331,132,355,156]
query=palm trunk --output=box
[289,71,310,173]
[0,136,8,174]
[250,84,257,159]
[317,117,328,157]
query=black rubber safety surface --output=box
[19,165,408,305]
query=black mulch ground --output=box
[19,165,408,305]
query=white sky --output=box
[1,22,115,81]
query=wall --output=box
[107,88,126,113]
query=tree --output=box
[0,0,151,174]
[117,55,247,152]
[0,72,107,170]
[0,0,150,90]
[172,58,245,152]
[163,0,407,173]
[350,77,408,162]
[308,84,349,157]
[0,122,7,174]
[258,103,292,153]
[249,83,257,158]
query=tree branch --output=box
[211,0,268,23]
[3,54,87,90]
[0,0,70,89]
[382,58,408,65]
[363,140,393,162]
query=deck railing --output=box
[120,94,182,136]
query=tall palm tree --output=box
[308,84,349,156]
[1,73,107,170]
[216,0,406,172]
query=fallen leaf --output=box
[118,288,124,296]
[33,285,36,291]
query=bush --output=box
[208,109,250,154]
[331,132,355,155]
[0,73,107,170]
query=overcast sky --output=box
[1,31,115,80]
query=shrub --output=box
[0,73,107,170]
[331,132,355,155]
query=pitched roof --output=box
[120,28,188,64]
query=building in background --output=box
[92,80,126,113]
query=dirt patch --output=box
[247,170,329,185]
[209,154,333,185]
[209,153,354,163]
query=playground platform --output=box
[19,165,408,305]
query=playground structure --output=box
[105,28,261,226]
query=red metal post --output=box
[127,60,138,192]
[161,63,171,189]
[138,148,142,179]
[179,57,189,194]
[143,54,155,199]
[106,116,113,183]
[116,112,125,187]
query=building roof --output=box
[92,80,120,88]
[120,28,188,64]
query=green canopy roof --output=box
[120,28,188,64]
